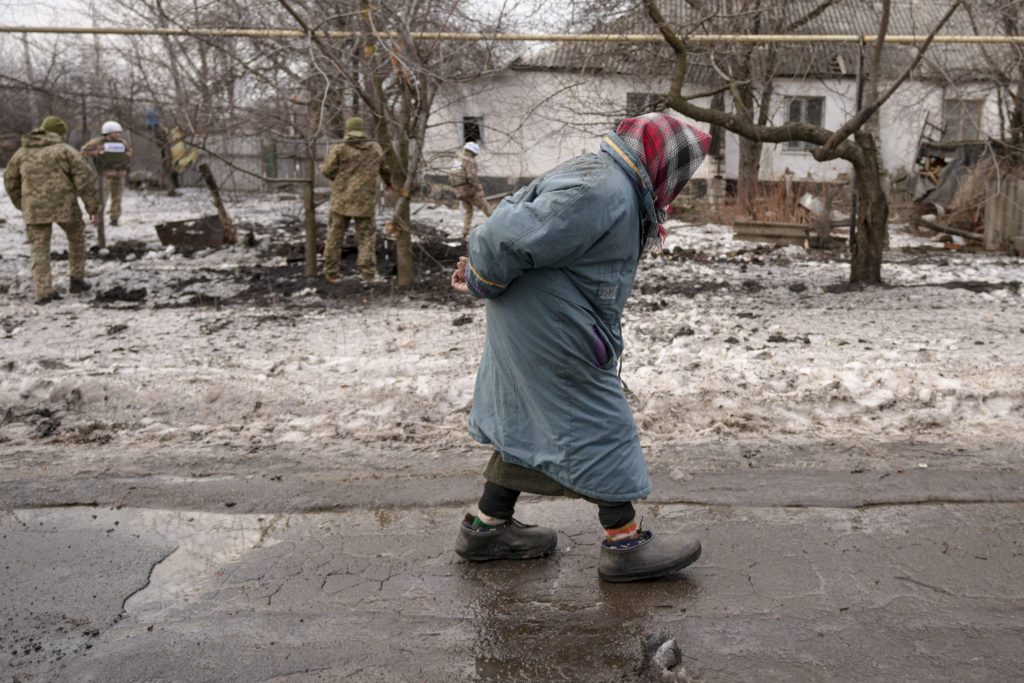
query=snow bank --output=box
[1,189,1022,463]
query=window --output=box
[784,97,824,151]
[462,116,482,145]
[626,92,663,117]
[942,99,983,142]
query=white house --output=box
[423,0,1006,196]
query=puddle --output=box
[13,507,284,615]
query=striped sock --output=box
[604,520,640,543]
[473,512,507,528]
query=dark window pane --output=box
[785,97,823,151]
[626,92,661,117]
[462,116,482,144]
[805,98,823,126]
[788,98,803,123]
[961,100,983,140]
[942,99,983,141]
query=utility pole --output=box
[21,33,38,124]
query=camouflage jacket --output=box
[449,150,484,198]
[81,135,133,176]
[321,137,390,217]
[4,129,100,224]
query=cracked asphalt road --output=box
[2,464,1024,682]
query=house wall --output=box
[752,78,858,183]
[424,70,714,193]
[879,81,943,179]
[425,70,1003,192]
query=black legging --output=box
[478,481,636,529]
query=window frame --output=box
[942,98,984,142]
[625,92,663,117]
[461,116,483,146]
[783,96,825,152]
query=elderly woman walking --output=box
[451,113,711,582]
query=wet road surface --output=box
[3,469,1023,682]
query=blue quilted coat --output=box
[464,133,659,502]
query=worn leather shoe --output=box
[598,530,701,582]
[454,513,557,561]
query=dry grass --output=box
[718,180,848,225]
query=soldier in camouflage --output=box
[81,120,133,225]
[4,116,100,304]
[448,141,492,237]
[320,117,392,283]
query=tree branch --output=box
[819,0,963,155]
[644,0,861,163]
[785,0,839,33]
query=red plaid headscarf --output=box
[615,113,711,210]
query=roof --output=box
[510,0,1017,84]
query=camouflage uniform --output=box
[4,128,99,302]
[449,150,492,237]
[81,135,133,224]
[320,129,390,281]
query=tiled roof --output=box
[511,0,1017,84]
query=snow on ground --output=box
[1,184,1022,474]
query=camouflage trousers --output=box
[27,221,86,301]
[460,191,492,237]
[102,173,125,222]
[324,213,376,281]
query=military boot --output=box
[69,278,92,294]
[598,530,701,583]
[455,513,557,561]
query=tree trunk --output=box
[850,133,887,284]
[737,137,762,216]
[304,96,321,278]
[392,196,414,288]
[392,135,415,289]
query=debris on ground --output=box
[94,286,147,303]
[155,215,227,252]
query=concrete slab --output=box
[3,497,1022,681]
[0,509,175,680]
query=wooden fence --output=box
[983,179,1024,255]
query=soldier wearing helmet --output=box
[81,120,133,226]
[448,140,492,237]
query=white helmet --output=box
[101,120,123,135]
[463,141,480,156]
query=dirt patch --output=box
[824,280,1021,295]
[934,280,1021,294]
[639,280,730,298]
[72,221,470,313]
[225,223,468,309]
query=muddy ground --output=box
[2,192,1023,681]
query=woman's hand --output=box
[451,256,469,294]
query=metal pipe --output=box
[3,25,1024,44]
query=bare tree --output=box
[964,0,1024,159]
[644,0,964,284]
[275,0,510,288]
[656,1,843,215]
